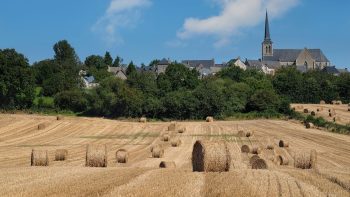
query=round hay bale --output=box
[31,149,49,166]
[251,146,262,155]
[85,144,108,167]
[139,117,147,123]
[279,140,289,148]
[245,131,254,137]
[178,128,186,134]
[171,138,181,147]
[276,155,289,165]
[241,145,252,153]
[320,100,326,104]
[192,140,231,172]
[292,107,296,111]
[55,149,68,161]
[294,150,317,169]
[311,111,316,116]
[152,146,164,158]
[348,108,350,112]
[168,123,176,131]
[252,159,268,169]
[56,116,63,120]
[305,122,314,129]
[329,113,333,117]
[162,134,170,142]
[310,149,317,169]
[303,109,309,113]
[116,149,128,163]
[336,100,342,105]
[316,109,320,112]
[150,144,162,153]
[37,123,47,130]
[249,155,260,165]
[237,130,245,137]
[206,116,214,122]
[159,161,176,169]
[332,100,337,105]
[266,144,274,150]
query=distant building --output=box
[247,11,331,74]
[156,58,172,75]
[108,66,127,80]
[322,66,340,76]
[182,59,226,78]
[82,76,99,89]
[227,57,247,70]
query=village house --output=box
[108,66,127,80]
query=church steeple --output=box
[264,11,271,41]
[262,11,273,59]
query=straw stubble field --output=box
[0,113,349,197]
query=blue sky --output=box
[0,0,349,69]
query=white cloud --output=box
[92,0,151,45]
[177,0,299,47]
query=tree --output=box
[194,81,225,118]
[126,61,137,76]
[247,89,280,112]
[54,90,88,112]
[0,49,35,109]
[53,40,79,64]
[85,55,106,70]
[273,67,303,102]
[217,66,245,82]
[113,56,123,67]
[32,59,60,85]
[336,73,350,103]
[163,63,200,91]
[40,40,82,96]
[104,51,113,66]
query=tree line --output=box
[0,40,349,119]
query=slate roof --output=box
[246,60,281,69]
[84,76,95,83]
[181,60,215,68]
[263,49,330,62]
[108,66,126,74]
[322,66,339,74]
[158,58,171,65]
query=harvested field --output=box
[292,103,350,126]
[0,114,349,196]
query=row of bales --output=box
[191,126,318,172]
[31,145,129,167]
[32,121,186,168]
[31,119,318,173]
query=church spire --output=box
[264,11,271,41]
[262,10,273,59]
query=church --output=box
[246,12,331,74]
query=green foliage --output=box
[113,56,123,67]
[54,90,88,112]
[336,73,350,103]
[53,40,79,65]
[126,61,137,76]
[85,55,107,70]
[2,42,349,123]
[0,49,35,109]
[104,52,113,66]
